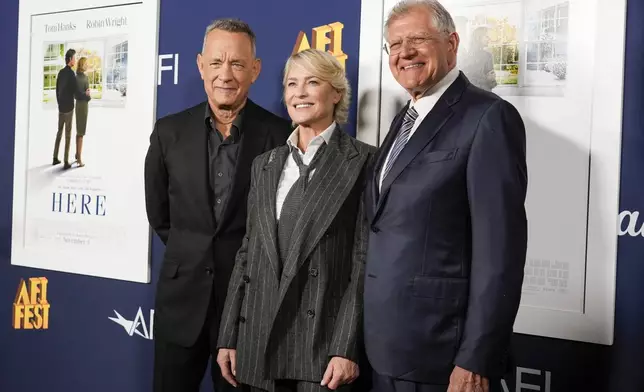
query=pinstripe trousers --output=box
[245,379,352,392]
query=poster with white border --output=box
[11,0,160,283]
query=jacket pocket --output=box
[412,149,458,166]
[160,261,179,279]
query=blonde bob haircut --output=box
[282,48,351,124]
[77,57,88,73]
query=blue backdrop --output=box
[0,0,642,391]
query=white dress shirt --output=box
[276,122,336,220]
[379,66,461,190]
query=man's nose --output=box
[399,41,418,58]
[218,64,233,81]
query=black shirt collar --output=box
[205,102,245,142]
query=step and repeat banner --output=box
[0,0,643,391]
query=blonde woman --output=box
[216,48,375,392]
[74,56,91,167]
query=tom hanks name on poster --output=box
[45,22,76,33]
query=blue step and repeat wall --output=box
[0,0,643,391]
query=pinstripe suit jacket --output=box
[217,126,375,389]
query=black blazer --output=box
[55,65,76,113]
[218,127,375,388]
[363,72,528,383]
[144,99,291,347]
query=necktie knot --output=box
[405,106,419,123]
[298,163,309,178]
[290,142,327,181]
[290,147,309,178]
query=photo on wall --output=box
[11,1,158,283]
[451,0,569,97]
[42,36,129,109]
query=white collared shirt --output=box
[378,67,460,190]
[276,122,336,220]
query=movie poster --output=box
[442,0,587,314]
[11,2,157,283]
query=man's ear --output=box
[251,58,262,83]
[196,53,205,80]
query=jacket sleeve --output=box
[56,69,64,104]
[67,70,78,102]
[144,121,171,244]
[75,75,91,101]
[328,154,372,362]
[453,99,528,378]
[217,156,260,349]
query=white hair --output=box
[384,0,456,38]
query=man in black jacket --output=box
[144,18,291,392]
[53,48,77,170]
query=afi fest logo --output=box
[13,277,50,330]
[619,210,643,237]
[293,22,348,68]
[109,307,155,340]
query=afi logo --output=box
[13,277,50,330]
[619,210,643,237]
[293,22,348,68]
[158,53,179,85]
[109,307,154,340]
[502,367,551,392]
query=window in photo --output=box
[451,0,570,96]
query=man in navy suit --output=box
[363,1,528,391]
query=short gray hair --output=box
[384,0,456,38]
[202,18,257,57]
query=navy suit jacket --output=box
[363,71,527,384]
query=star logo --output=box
[108,307,154,340]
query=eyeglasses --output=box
[383,35,433,55]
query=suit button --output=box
[205,267,213,275]
[243,275,250,283]
[239,316,246,323]
[309,268,318,277]
[371,226,380,233]
[306,310,315,318]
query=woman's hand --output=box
[321,357,359,390]
[216,348,238,387]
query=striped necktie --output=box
[381,106,418,182]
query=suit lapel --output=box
[185,103,215,230]
[374,72,468,221]
[277,127,366,303]
[216,99,269,235]
[258,145,290,282]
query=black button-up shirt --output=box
[206,104,244,226]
